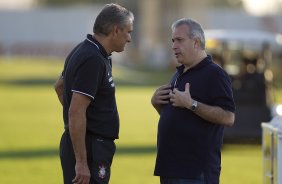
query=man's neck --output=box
[184,51,207,72]
[93,34,112,55]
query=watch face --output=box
[191,100,197,111]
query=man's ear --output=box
[194,38,200,49]
[112,25,119,37]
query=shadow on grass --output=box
[0,145,156,159]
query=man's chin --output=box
[115,48,125,53]
[176,59,183,64]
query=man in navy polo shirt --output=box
[54,4,134,184]
[151,18,235,184]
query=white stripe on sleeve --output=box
[72,90,94,99]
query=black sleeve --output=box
[71,58,104,99]
[62,43,82,78]
[209,69,236,112]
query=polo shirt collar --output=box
[176,55,212,74]
[86,34,111,59]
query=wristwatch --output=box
[190,100,198,112]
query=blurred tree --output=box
[36,0,242,8]
[209,0,243,8]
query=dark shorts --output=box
[59,131,116,184]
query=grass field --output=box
[0,57,277,184]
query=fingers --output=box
[158,84,171,90]
[169,90,176,105]
[72,174,90,184]
[155,93,170,105]
[152,84,172,105]
[156,85,171,96]
[160,84,172,92]
[169,88,184,107]
[172,88,178,94]
[72,163,91,184]
[157,83,191,108]
[157,87,171,95]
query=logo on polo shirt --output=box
[108,72,115,87]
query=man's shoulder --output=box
[65,45,105,71]
[206,61,227,73]
[75,41,105,61]
[202,62,230,83]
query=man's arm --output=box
[190,102,235,127]
[54,75,64,105]
[170,83,235,127]
[68,92,91,184]
[151,84,171,115]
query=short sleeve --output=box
[71,59,104,99]
[209,69,236,112]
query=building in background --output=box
[0,6,102,58]
[0,0,281,68]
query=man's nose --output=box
[127,35,132,43]
[172,42,177,49]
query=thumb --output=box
[185,83,190,92]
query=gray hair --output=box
[171,18,206,49]
[93,3,134,36]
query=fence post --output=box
[261,116,282,184]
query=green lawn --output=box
[0,58,268,184]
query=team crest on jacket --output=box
[98,164,107,179]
